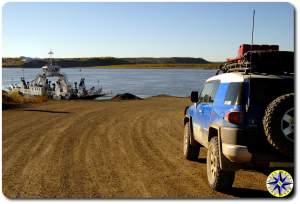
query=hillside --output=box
[2,57,215,68]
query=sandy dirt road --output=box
[3,96,269,198]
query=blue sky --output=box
[2,2,294,61]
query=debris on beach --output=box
[111,93,142,101]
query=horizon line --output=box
[2,55,223,61]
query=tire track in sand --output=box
[3,97,268,198]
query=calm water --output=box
[2,68,216,98]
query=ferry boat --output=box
[10,51,104,100]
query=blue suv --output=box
[183,70,294,191]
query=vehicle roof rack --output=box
[216,50,294,76]
[217,61,251,74]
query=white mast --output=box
[48,50,54,65]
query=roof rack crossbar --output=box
[226,67,250,73]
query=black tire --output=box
[263,93,294,157]
[183,122,200,161]
[207,137,235,192]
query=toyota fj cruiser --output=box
[183,45,294,191]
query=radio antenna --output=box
[250,9,255,70]
[247,9,255,112]
[251,10,255,47]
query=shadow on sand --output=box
[2,103,28,110]
[225,187,271,198]
[196,158,207,164]
[194,157,271,198]
[22,109,70,114]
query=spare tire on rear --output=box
[263,93,294,157]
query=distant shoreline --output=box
[97,63,220,69]
[3,63,221,69]
[2,57,222,69]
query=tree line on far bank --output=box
[2,57,221,69]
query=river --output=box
[2,68,216,98]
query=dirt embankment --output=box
[2,96,269,198]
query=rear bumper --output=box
[222,143,252,163]
[221,143,294,170]
[221,127,252,163]
[221,127,246,145]
[220,127,294,168]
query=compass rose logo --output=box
[266,170,293,197]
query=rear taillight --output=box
[225,111,244,125]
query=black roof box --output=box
[244,51,294,74]
[218,51,294,75]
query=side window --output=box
[199,81,220,103]
[209,81,220,103]
[199,83,213,103]
[224,82,243,105]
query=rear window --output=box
[224,83,243,105]
[249,78,294,106]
